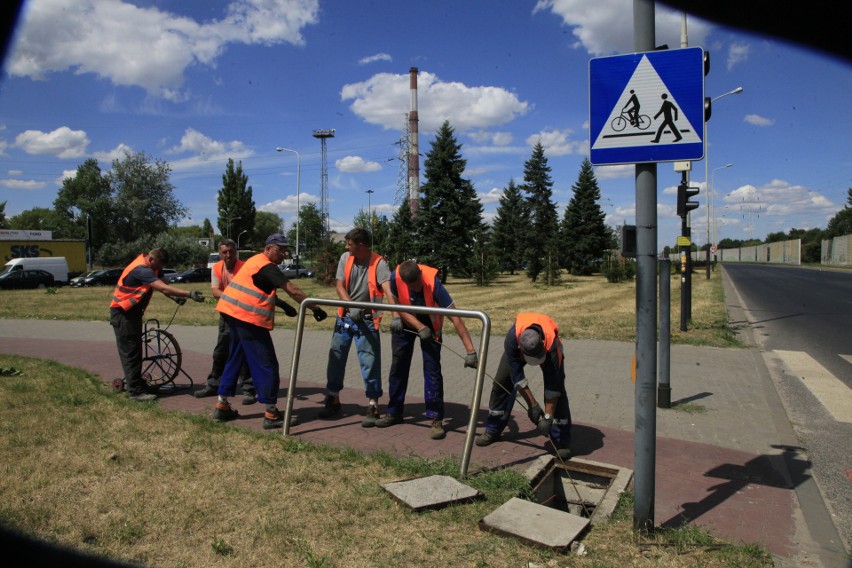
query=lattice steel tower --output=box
[312,129,335,238]
[394,116,410,207]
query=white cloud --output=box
[164,128,253,170]
[468,130,513,146]
[359,53,392,65]
[0,179,48,190]
[8,0,319,99]
[722,180,837,222]
[727,42,750,70]
[533,0,710,56]
[8,170,23,176]
[744,114,775,127]
[341,70,530,132]
[14,126,89,158]
[258,193,318,214]
[335,155,382,173]
[594,164,633,180]
[525,128,583,156]
[94,143,134,164]
[479,187,504,205]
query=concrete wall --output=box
[821,234,852,265]
[668,239,802,265]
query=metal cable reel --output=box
[141,320,183,388]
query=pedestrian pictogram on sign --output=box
[589,47,705,166]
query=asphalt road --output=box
[725,263,852,555]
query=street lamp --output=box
[276,147,301,263]
[365,189,375,246]
[236,229,248,250]
[224,215,241,240]
[704,86,743,279]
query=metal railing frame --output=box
[283,297,491,477]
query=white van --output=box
[1,257,69,285]
[206,253,220,269]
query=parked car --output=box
[69,270,99,286]
[278,263,315,278]
[0,269,55,290]
[74,268,124,287]
[171,267,211,283]
[161,268,178,282]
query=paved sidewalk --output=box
[0,293,844,565]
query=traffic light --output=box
[677,182,700,217]
[704,52,712,121]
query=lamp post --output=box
[224,215,241,240]
[236,229,248,250]
[365,189,375,247]
[704,86,743,279]
[276,147,301,263]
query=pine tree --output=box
[385,199,418,268]
[522,142,560,284]
[491,179,529,274]
[826,188,852,238]
[416,121,485,282]
[561,159,610,275]
[217,159,256,241]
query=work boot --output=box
[194,385,218,398]
[430,419,446,440]
[317,395,341,419]
[263,408,299,430]
[555,447,572,460]
[128,392,157,402]
[375,414,403,428]
[362,404,381,428]
[475,431,500,447]
[213,401,238,422]
[241,391,257,405]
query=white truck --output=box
[1,257,69,285]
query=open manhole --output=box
[526,455,633,524]
[480,457,632,550]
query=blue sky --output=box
[1,0,850,248]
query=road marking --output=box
[840,354,852,366]
[774,350,852,423]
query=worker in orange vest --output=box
[110,248,205,401]
[213,234,327,429]
[318,227,395,427]
[476,312,572,459]
[194,238,256,404]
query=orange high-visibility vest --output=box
[337,252,386,325]
[515,313,561,364]
[110,254,156,312]
[395,264,444,340]
[216,254,277,330]
[213,258,245,289]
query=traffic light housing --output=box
[704,52,712,121]
[677,182,700,217]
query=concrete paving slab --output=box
[381,475,483,511]
[480,497,589,550]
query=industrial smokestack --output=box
[408,67,420,214]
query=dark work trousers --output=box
[110,307,146,396]
[484,352,572,449]
[386,329,444,420]
[218,314,280,405]
[207,314,254,394]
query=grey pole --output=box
[658,259,671,408]
[633,0,657,532]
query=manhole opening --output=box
[526,457,633,525]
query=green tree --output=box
[253,211,283,248]
[416,120,485,282]
[0,201,8,229]
[561,159,610,276]
[8,207,67,233]
[109,151,187,242]
[522,142,560,284]
[384,199,418,268]
[294,202,325,262]
[53,159,114,246]
[202,218,215,239]
[491,179,529,274]
[826,188,852,238]
[217,158,256,241]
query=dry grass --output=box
[0,269,737,347]
[0,356,771,567]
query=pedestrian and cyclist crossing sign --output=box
[589,47,705,166]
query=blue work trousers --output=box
[484,353,572,449]
[218,314,280,405]
[326,316,382,400]
[386,329,444,420]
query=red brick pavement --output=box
[0,337,796,559]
